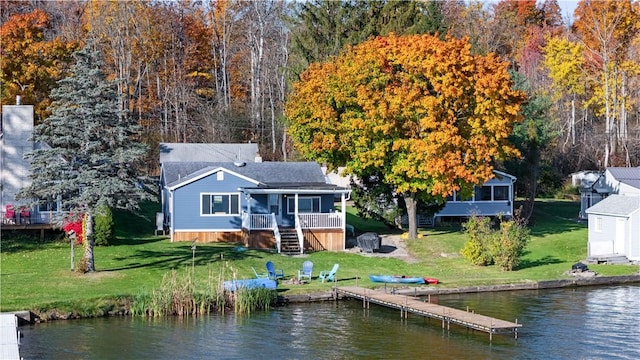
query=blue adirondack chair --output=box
[252,267,269,279]
[266,261,284,280]
[318,264,339,283]
[298,261,313,282]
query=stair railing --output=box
[294,215,304,254]
[271,213,281,254]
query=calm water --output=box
[19,285,640,360]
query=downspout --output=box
[169,190,174,242]
[294,193,303,254]
[341,192,347,251]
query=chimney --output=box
[16,95,21,105]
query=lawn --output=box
[0,199,637,314]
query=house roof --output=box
[164,161,345,191]
[607,167,640,190]
[585,194,640,216]
[159,143,259,163]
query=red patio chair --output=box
[5,205,15,224]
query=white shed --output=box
[585,195,640,262]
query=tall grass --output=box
[130,262,276,317]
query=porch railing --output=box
[1,211,57,225]
[297,213,343,229]
[242,213,343,230]
[242,213,274,230]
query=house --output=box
[585,195,640,262]
[160,146,351,254]
[396,170,517,226]
[435,170,517,222]
[1,103,58,228]
[579,167,640,219]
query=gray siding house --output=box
[1,104,58,228]
[437,170,517,220]
[578,167,640,219]
[160,147,350,254]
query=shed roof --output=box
[159,143,259,163]
[585,194,640,217]
[607,167,640,190]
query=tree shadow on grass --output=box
[517,255,564,270]
[102,244,264,272]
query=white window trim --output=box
[594,217,603,232]
[201,192,240,216]
[287,196,321,214]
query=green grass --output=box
[1,200,638,315]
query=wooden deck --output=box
[0,314,21,360]
[336,286,522,340]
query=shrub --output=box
[461,215,530,271]
[94,206,114,246]
[491,220,530,271]
[460,216,494,266]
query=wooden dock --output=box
[336,286,522,340]
[0,314,21,360]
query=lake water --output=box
[19,284,640,359]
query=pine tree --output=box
[18,39,149,272]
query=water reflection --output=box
[20,285,640,359]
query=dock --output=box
[0,314,21,360]
[336,286,522,340]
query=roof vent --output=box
[233,161,246,167]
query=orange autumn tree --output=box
[285,34,525,239]
[0,9,78,122]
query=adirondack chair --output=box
[318,264,339,283]
[252,267,269,279]
[297,261,313,282]
[266,261,284,280]
[4,205,15,224]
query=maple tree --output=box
[286,34,525,239]
[0,9,78,121]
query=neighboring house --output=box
[579,167,640,219]
[435,170,517,222]
[582,167,640,262]
[394,170,516,226]
[1,104,58,228]
[160,147,350,254]
[585,194,640,262]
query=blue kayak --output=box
[223,278,277,291]
[368,275,425,284]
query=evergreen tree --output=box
[18,39,149,272]
[289,0,448,76]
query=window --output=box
[287,196,320,214]
[594,217,603,232]
[201,193,240,215]
[38,200,59,212]
[494,186,509,201]
[475,186,492,201]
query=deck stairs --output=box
[585,254,630,265]
[279,228,301,255]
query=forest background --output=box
[1,0,639,201]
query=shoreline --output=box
[9,273,640,325]
[279,273,640,303]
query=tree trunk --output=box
[404,193,418,240]
[84,211,96,272]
